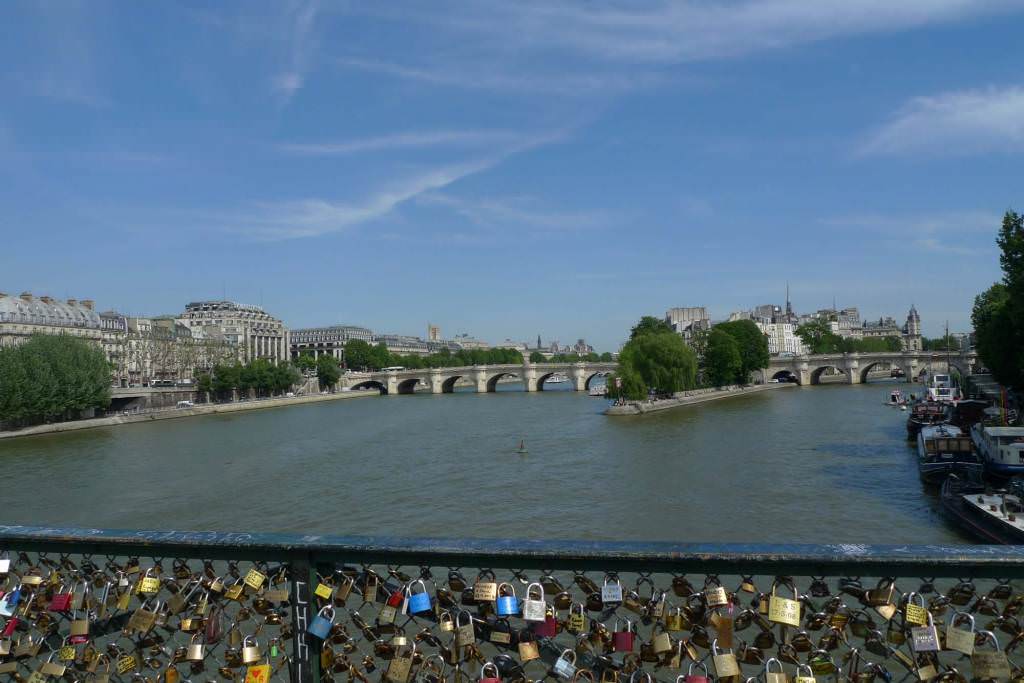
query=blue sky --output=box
[2,1,1022,350]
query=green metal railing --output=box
[0,526,1022,683]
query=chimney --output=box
[81,299,94,310]
[66,298,77,306]
[40,296,53,304]
[20,292,32,301]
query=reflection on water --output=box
[0,381,971,544]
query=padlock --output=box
[335,575,355,603]
[456,610,475,646]
[973,630,1011,680]
[473,571,498,602]
[650,590,667,619]
[138,569,161,596]
[308,605,335,640]
[489,617,512,644]
[794,664,816,683]
[518,630,540,662]
[903,592,928,627]
[613,618,635,652]
[496,583,519,617]
[712,638,740,678]
[867,578,896,607]
[665,607,686,632]
[187,633,206,662]
[629,672,651,683]
[70,580,87,611]
[2,616,18,637]
[910,612,940,652]
[57,636,76,661]
[765,657,788,683]
[49,583,73,612]
[553,649,577,679]
[480,661,502,683]
[567,604,587,633]
[0,586,20,617]
[69,607,90,643]
[388,642,416,683]
[439,610,455,633]
[244,567,267,591]
[522,583,546,622]
[768,581,801,627]
[406,579,432,614]
[651,626,673,655]
[602,577,623,605]
[684,660,710,683]
[387,587,406,608]
[39,651,67,677]
[533,605,558,637]
[242,636,261,664]
[944,611,975,655]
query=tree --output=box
[343,340,373,371]
[796,319,843,354]
[195,372,213,401]
[296,354,317,373]
[605,368,647,401]
[618,327,697,395]
[630,316,674,340]
[972,211,1024,390]
[529,351,546,363]
[317,354,341,391]
[599,352,613,362]
[704,328,742,387]
[715,320,769,383]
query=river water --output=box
[0,381,968,544]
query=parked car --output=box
[175,400,195,409]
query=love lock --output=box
[406,579,432,615]
[495,583,519,617]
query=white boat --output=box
[924,373,960,403]
[941,476,1024,544]
[588,384,608,397]
[546,373,568,384]
[971,424,1024,478]
[887,389,905,406]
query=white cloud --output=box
[823,211,1000,256]
[858,86,1024,157]
[279,130,523,155]
[417,192,613,234]
[271,0,321,100]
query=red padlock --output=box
[480,662,502,683]
[684,661,710,683]
[2,617,18,637]
[387,589,405,608]
[49,589,73,613]
[612,618,634,652]
[533,608,558,638]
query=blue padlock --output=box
[406,579,432,614]
[495,582,519,616]
[307,605,335,640]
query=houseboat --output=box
[916,424,982,485]
[941,475,1024,544]
[906,402,950,440]
[970,424,1024,478]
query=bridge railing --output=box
[0,526,1020,683]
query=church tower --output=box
[903,305,922,351]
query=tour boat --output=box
[970,424,1024,478]
[546,374,568,384]
[906,402,950,440]
[588,384,608,397]
[924,373,961,403]
[940,475,1024,544]
[916,424,982,485]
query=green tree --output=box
[630,316,674,340]
[618,328,697,395]
[529,351,546,363]
[796,319,843,354]
[599,352,614,362]
[195,372,213,401]
[296,353,317,372]
[316,354,341,391]
[715,320,769,383]
[704,328,743,387]
[343,340,373,371]
[605,368,647,401]
[973,283,1018,387]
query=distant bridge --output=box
[763,349,979,386]
[339,361,618,395]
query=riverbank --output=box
[0,390,378,440]
[604,382,794,415]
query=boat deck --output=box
[964,493,1024,533]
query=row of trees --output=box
[329,340,526,371]
[195,359,302,401]
[0,335,111,428]
[529,351,615,363]
[794,319,903,354]
[973,210,1024,390]
[607,317,772,400]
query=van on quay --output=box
[175,400,194,409]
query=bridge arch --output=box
[441,375,465,393]
[351,380,388,395]
[859,361,898,384]
[584,371,610,390]
[397,378,423,395]
[810,365,848,385]
[771,370,800,385]
[536,371,569,391]
[485,372,519,392]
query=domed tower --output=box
[903,305,922,351]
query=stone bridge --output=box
[339,361,619,395]
[763,349,979,386]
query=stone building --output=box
[290,325,374,361]
[902,305,922,351]
[0,292,102,348]
[178,300,289,364]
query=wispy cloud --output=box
[857,85,1024,157]
[823,211,1000,256]
[418,192,613,235]
[278,130,523,156]
[272,0,321,100]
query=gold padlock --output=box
[242,636,261,665]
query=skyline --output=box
[3,2,1022,349]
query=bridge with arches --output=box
[761,349,979,386]
[340,361,618,395]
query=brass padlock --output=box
[187,633,206,662]
[241,636,261,665]
[765,657,788,683]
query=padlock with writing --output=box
[944,611,974,655]
[553,649,577,679]
[308,605,335,640]
[455,610,475,646]
[910,611,940,653]
[496,583,519,617]
[613,618,635,652]
[769,581,801,627]
[712,638,740,678]
[903,592,928,627]
[473,571,498,603]
[794,664,816,683]
[602,577,623,605]
[704,579,729,609]
[406,579,432,615]
[972,630,1011,680]
[765,657,788,683]
[244,567,267,591]
[567,604,587,633]
[518,630,540,662]
[387,642,416,683]
[522,583,546,622]
[138,569,161,596]
[479,661,501,683]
